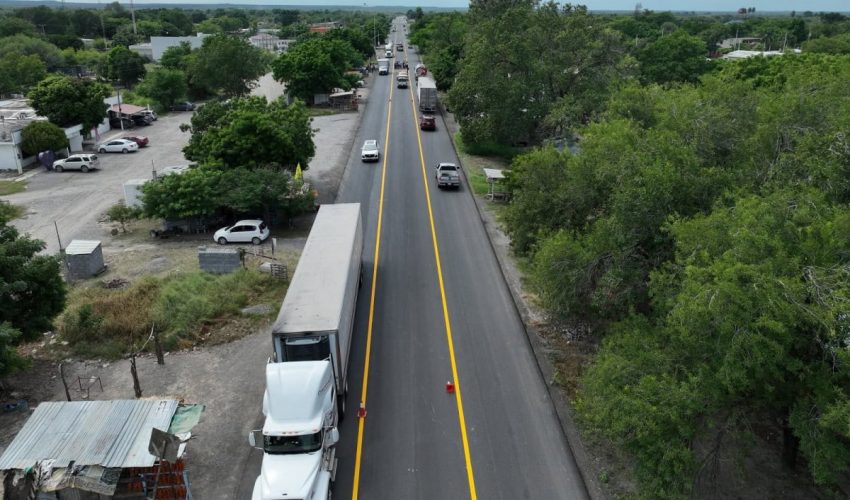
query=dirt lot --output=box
[0,79,362,498]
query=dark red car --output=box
[419,115,436,131]
[123,136,149,147]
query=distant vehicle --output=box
[417,76,437,113]
[97,139,139,154]
[419,114,436,131]
[361,139,380,162]
[435,162,460,189]
[123,135,149,147]
[172,101,195,111]
[396,43,403,51]
[52,154,99,173]
[140,109,158,121]
[377,58,389,75]
[385,49,393,58]
[396,71,409,89]
[131,114,153,126]
[214,219,269,245]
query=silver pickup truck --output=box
[435,163,460,189]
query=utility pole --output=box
[129,0,137,35]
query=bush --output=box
[58,270,283,358]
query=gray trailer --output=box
[271,203,363,417]
[417,76,437,113]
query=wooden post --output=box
[130,355,142,398]
[59,363,71,402]
[153,329,164,366]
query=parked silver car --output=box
[97,139,139,154]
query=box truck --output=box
[417,76,437,113]
[271,203,363,418]
[378,58,389,75]
[249,361,339,500]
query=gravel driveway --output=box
[6,112,194,254]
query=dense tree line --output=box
[406,3,850,496]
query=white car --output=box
[52,154,100,173]
[97,139,139,154]
[214,220,270,245]
[361,140,380,162]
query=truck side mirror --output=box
[248,430,262,449]
[326,427,340,447]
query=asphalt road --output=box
[330,17,589,500]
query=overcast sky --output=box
[52,0,850,10]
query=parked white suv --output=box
[214,220,270,245]
[361,140,380,162]
[97,139,139,154]
[52,154,100,173]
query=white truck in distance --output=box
[271,203,363,418]
[417,76,437,113]
[377,58,389,75]
[249,361,339,500]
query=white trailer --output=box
[417,76,437,113]
[271,203,363,418]
[378,58,389,75]
[249,361,339,500]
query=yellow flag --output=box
[295,163,303,180]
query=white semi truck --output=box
[417,76,437,113]
[249,361,339,500]
[271,203,363,418]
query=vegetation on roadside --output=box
[0,181,26,196]
[0,207,66,377]
[415,4,850,497]
[58,270,286,359]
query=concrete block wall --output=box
[198,246,241,274]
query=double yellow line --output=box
[350,49,478,499]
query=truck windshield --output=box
[283,336,331,361]
[264,432,322,454]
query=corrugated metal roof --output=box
[0,400,178,470]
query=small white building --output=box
[248,33,294,53]
[131,33,210,62]
[0,99,84,173]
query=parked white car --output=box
[52,154,100,173]
[97,139,139,154]
[361,140,380,162]
[214,220,270,245]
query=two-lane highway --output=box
[332,16,588,500]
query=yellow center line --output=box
[351,51,395,500]
[406,51,479,500]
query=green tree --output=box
[803,33,850,54]
[0,16,36,37]
[637,29,711,84]
[160,41,193,70]
[183,97,314,171]
[20,121,69,157]
[28,75,111,131]
[141,167,224,220]
[187,34,269,97]
[111,24,139,48]
[0,52,46,95]
[137,68,187,110]
[70,9,101,38]
[0,34,63,68]
[0,214,66,343]
[106,45,147,88]
[106,202,142,233]
[272,36,359,101]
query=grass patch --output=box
[0,202,25,221]
[0,180,25,196]
[451,132,511,197]
[453,131,522,160]
[57,269,287,358]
